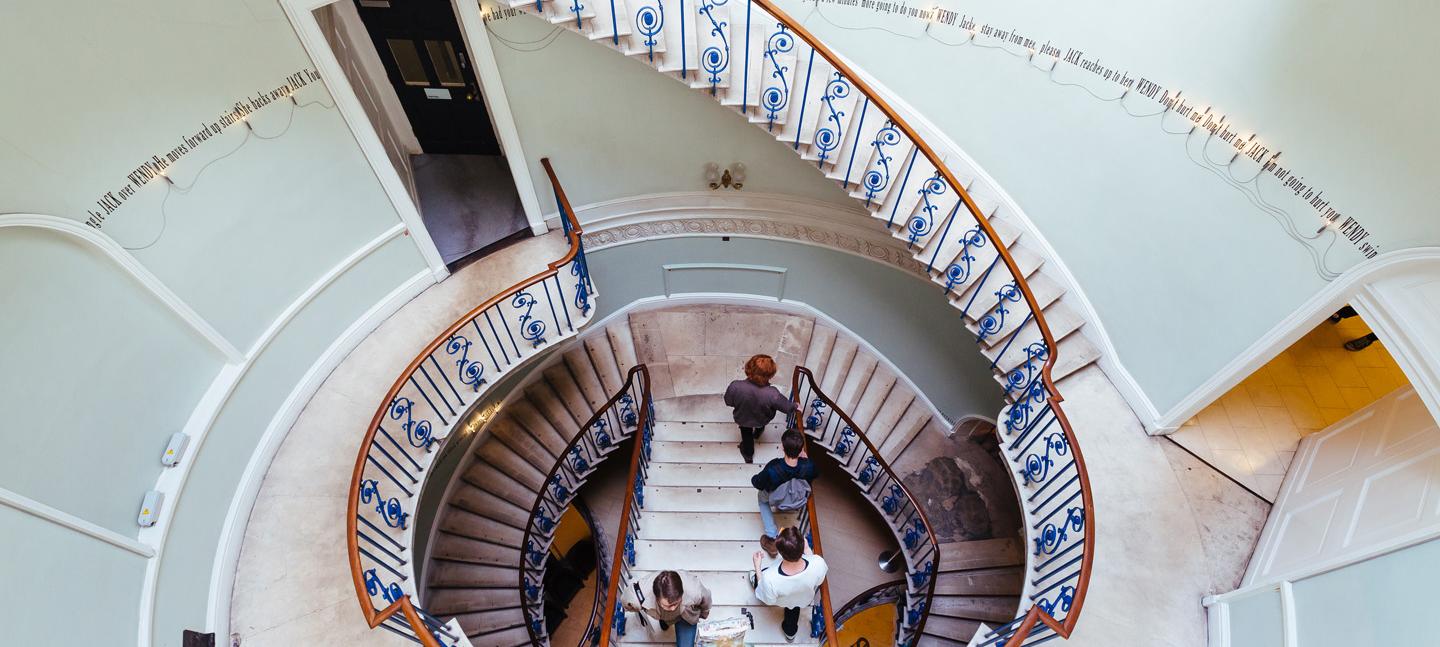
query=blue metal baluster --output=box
[680,0,687,79]
[543,277,563,340]
[943,226,988,294]
[609,0,619,44]
[814,73,850,165]
[959,255,1001,319]
[697,0,729,95]
[886,149,920,228]
[926,202,962,271]
[793,48,815,150]
[482,309,512,364]
[415,367,456,419]
[429,354,464,403]
[842,98,869,185]
[906,171,945,248]
[741,0,751,112]
[636,0,663,62]
[365,454,415,496]
[862,121,900,206]
[762,23,793,130]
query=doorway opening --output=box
[1171,305,1415,501]
[316,0,531,269]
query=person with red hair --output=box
[723,354,796,463]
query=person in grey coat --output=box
[723,354,797,464]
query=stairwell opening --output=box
[1171,304,1419,502]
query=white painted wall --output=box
[0,2,434,645]
[767,0,1440,414]
[481,8,859,213]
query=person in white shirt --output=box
[750,526,829,642]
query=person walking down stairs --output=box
[724,354,797,463]
[624,570,713,647]
[751,431,818,558]
[751,527,829,643]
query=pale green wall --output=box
[768,0,1440,413]
[588,236,1000,420]
[482,9,857,213]
[1225,538,1440,647]
[0,505,148,645]
[0,1,432,644]
[0,229,224,535]
[153,234,424,646]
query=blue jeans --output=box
[756,489,779,537]
[673,619,697,647]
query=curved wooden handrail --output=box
[519,364,651,646]
[805,494,839,647]
[792,366,940,641]
[346,157,588,644]
[750,1,1097,640]
[596,366,653,647]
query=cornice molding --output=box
[551,191,929,278]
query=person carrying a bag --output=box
[751,430,817,558]
[623,570,712,647]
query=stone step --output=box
[608,321,640,378]
[632,539,760,571]
[565,346,609,410]
[426,587,521,618]
[929,595,1021,624]
[933,566,1026,596]
[635,511,800,542]
[643,485,759,513]
[650,440,784,464]
[451,607,526,643]
[542,363,593,427]
[878,403,933,460]
[937,539,1024,572]
[439,507,526,547]
[802,324,838,379]
[647,462,761,488]
[968,273,1067,348]
[527,379,581,437]
[467,624,531,647]
[486,418,558,476]
[446,483,532,530]
[428,559,519,589]
[653,395,734,423]
[584,329,625,395]
[474,440,546,492]
[430,532,524,568]
[651,420,785,443]
[918,615,983,645]
[462,461,539,504]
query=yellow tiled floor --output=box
[1172,313,1411,500]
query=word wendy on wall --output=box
[803,0,1378,268]
[84,68,323,232]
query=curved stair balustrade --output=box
[347,158,595,647]
[790,366,938,647]
[596,368,656,647]
[521,365,653,645]
[509,0,1097,643]
[800,479,839,646]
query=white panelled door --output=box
[1245,386,1440,585]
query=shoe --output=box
[748,572,758,589]
[659,620,670,632]
[760,534,778,558]
[784,630,797,643]
[1344,334,1378,352]
[739,443,754,464]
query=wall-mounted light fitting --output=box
[705,162,745,190]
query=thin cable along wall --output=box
[346,158,595,647]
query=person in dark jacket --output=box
[724,354,797,463]
[751,430,817,557]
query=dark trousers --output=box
[739,426,763,459]
[781,607,800,638]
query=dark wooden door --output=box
[354,0,500,155]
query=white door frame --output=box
[452,0,547,235]
[1154,247,1440,433]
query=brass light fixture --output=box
[705,162,746,190]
